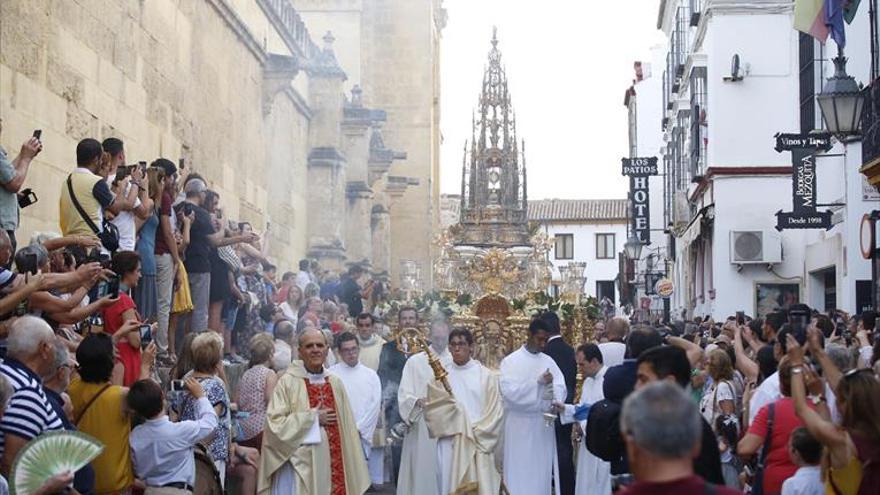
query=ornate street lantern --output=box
[817,55,865,139]
[624,235,644,261]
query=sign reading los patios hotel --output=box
[622,157,657,244]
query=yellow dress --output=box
[68,378,134,494]
[826,455,862,495]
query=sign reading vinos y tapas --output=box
[773,132,833,231]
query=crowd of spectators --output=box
[0,132,389,492]
[0,129,877,494]
[579,308,879,495]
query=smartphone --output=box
[178,158,185,170]
[139,324,152,346]
[138,161,147,174]
[32,129,42,140]
[23,253,38,275]
[789,308,810,345]
[17,188,38,208]
[170,379,186,392]
[736,311,745,326]
[106,275,120,299]
[215,208,223,220]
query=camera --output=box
[17,188,38,209]
[85,248,111,269]
[32,129,42,140]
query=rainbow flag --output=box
[794,0,829,43]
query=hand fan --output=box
[10,430,103,494]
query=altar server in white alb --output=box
[395,317,453,495]
[424,328,504,495]
[559,343,611,495]
[499,317,567,495]
[328,331,382,464]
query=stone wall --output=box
[0,0,310,269]
[294,0,444,286]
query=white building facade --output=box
[529,199,629,306]
[641,0,878,320]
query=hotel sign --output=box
[622,157,657,244]
[621,157,659,176]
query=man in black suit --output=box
[377,306,418,484]
[540,311,576,495]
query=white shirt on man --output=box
[328,361,381,458]
[396,347,453,495]
[436,359,485,495]
[499,346,566,495]
[295,271,311,291]
[129,396,218,486]
[109,182,141,251]
[574,366,611,495]
[781,465,823,495]
[597,342,626,368]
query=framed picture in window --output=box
[754,282,800,318]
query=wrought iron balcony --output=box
[861,79,880,187]
[690,0,704,26]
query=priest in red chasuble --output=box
[258,328,370,495]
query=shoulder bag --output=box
[74,383,111,426]
[751,402,775,495]
[67,175,120,252]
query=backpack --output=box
[585,398,624,463]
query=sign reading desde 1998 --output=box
[621,157,659,177]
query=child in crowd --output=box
[781,427,823,495]
[127,378,218,492]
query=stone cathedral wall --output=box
[0,0,310,268]
[295,0,444,286]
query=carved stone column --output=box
[371,204,391,275]
[342,85,384,267]
[306,32,348,270]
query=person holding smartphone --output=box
[0,121,42,256]
[99,251,158,386]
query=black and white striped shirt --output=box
[0,358,63,459]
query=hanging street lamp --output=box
[817,50,865,140]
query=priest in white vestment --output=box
[424,328,504,495]
[499,317,566,495]
[355,313,384,371]
[396,318,453,495]
[559,343,611,495]
[328,331,382,461]
[352,314,386,483]
[258,329,370,495]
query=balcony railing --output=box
[689,67,708,179]
[861,79,880,171]
[690,0,704,27]
[671,6,690,80]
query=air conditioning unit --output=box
[729,230,782,265]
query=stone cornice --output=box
[206,0,268,65]
[308,147,346,168]
[693,1,793,52]
[256,0,320,60]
